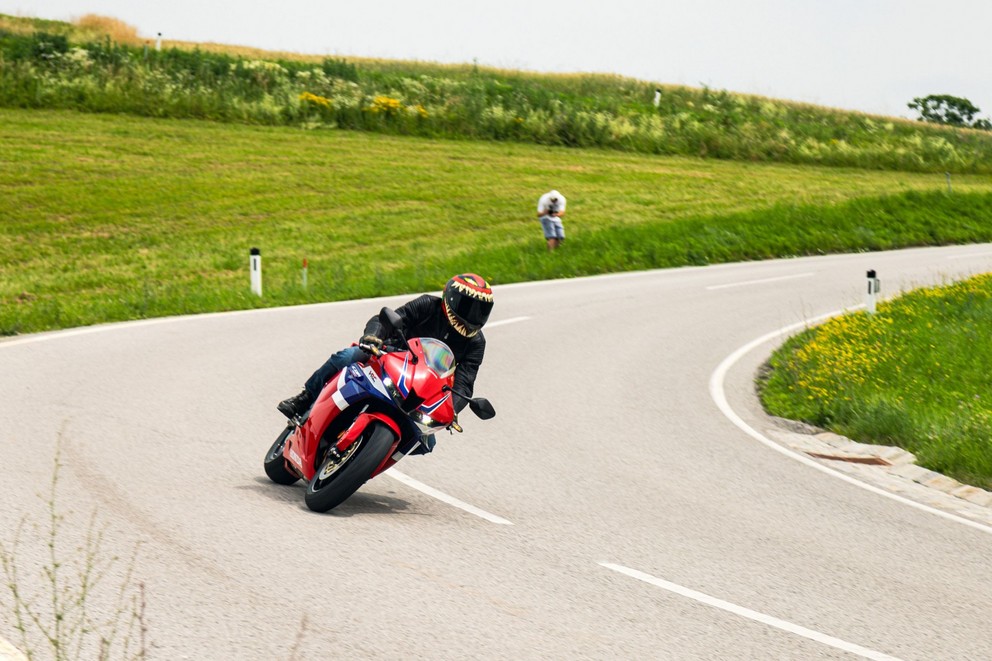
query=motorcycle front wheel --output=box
[304,422,395,513]
[263,424,301,485]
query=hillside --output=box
[3,13,992,173]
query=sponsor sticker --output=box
[363,366,387,394]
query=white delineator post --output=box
[302,258,308,290]
[156,32,162,51]
[866,269,880,314]
[250,248,262,296]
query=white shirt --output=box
[537,190,567,215]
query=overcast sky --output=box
[3,0,990,121]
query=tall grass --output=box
[759,274,992,489]
[73,15,141,46]
[2,14,992,173]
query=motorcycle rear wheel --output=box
[304,422,394,513]
[264,424,301,485]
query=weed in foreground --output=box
[0,433,147,660]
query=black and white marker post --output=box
[250,247,262,297]
[866,269,880,314]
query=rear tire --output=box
[264,424,300,485]
[304,422,395,513]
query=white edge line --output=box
[705,272,816,291]
[0,311,531,350]
[709,307,992,536]
[599,563,903,661]
[385,469,513,525]
[946,251,992,260]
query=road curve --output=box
[2,245,992,660]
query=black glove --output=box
[360,334,383,349]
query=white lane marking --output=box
[0,312,532,349]
[485,316,530,328]
[385,469,513,525]
[705,272,815,291]
[378,315,525,525]
[0,637,28,661]
[600,563,903,661]
[946,251,992,260]
[709,309,992,536]
[0,311,528,528]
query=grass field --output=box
[4,108,992,335]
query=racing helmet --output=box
[442,273,493,337]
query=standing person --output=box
[276,273,494,451]
[537,189,567,251]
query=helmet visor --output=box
[450,295,493,331]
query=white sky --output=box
[2,0,990,120]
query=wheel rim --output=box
[314,438,363,486]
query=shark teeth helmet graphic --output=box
[442,273,494,337]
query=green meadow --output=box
[4,108,992,335]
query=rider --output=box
[277,273,494,423]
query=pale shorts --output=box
[540,215,565,240]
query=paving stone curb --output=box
[765,417,992,528]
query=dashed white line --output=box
[1,309,528,529]
[377,312,524,525]
[486,316,530,328]
[705,272,815,291]
[385,469,513,525]
[599,562,903,661]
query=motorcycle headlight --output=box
[411,410,445,433]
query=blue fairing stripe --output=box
[397,355,411,397]
[420,393,449,414]
[341,367,391,407]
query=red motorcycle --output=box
[263,308,496,512]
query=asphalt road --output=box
[3,245,992,660]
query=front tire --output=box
[264,424,300,485]
[304,422,395,513]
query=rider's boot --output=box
[277,389,314,419]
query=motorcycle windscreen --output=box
[418,337,456,379]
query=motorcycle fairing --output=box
[334,411,401,448]
[285,363,392,480]
[380,342,456,424]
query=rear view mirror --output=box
[379,307,405,332]
[469,398,496,420]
